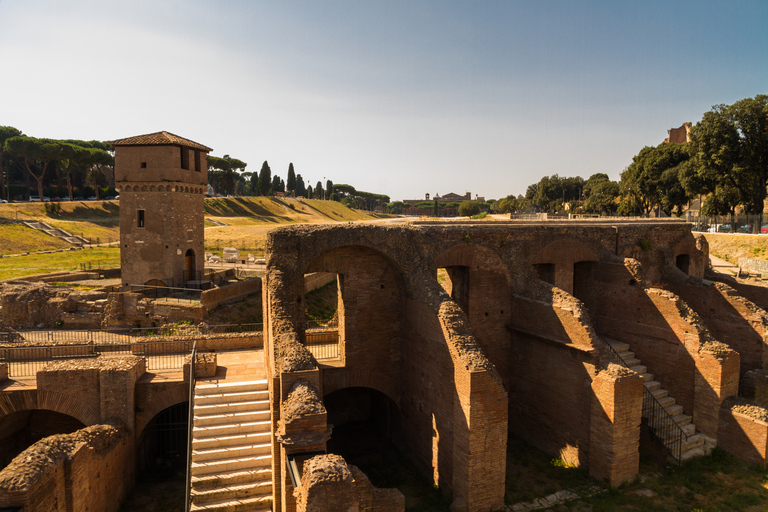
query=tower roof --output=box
[110,131,212,152]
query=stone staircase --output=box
[23,221,89,245]
[190,379,273,512]
[607,339,717,462]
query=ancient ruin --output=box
[5,160,768,510]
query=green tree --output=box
[689,95,768,222]
[257,161,272,196]
[287,163,296,196]
[315,181,323,199]
[296,174,306,197]
[4,136,63,200]
[0,126,22,199]
[271,174,282,194]
[458,200,480,217]
[620,143,691,216]
[326,180,334,200]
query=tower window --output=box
[138,210,145,228]
[140,162,147,168]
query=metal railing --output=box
[305,322,340,360]
[0,340,194,377]
[1,323,263,345]
[600,335,687,464]
[184,340,197,512]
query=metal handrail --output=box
[184,339,197,512]
[599,334,688,464]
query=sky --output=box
[1,1,766,202]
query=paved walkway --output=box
[198,349,266,383]
[710,254,739,276]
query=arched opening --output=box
[676,254,690,274]
[573,260,598,302]
[145,279,165,287]
[304,245,406,368]
[137,401,189,474]
[185,249,196,282]
[435,243,512,386]
[0,410,85,469]
[325,387,402,482]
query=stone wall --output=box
[718,400,768,468]
[200,277,262,308]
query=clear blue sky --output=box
[1,0,766,201]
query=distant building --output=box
[402,191,485,205]
[664,122,692,144]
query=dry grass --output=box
[703,233,768,265]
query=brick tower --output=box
[111,131,212,289]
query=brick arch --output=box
[435,242,512,286]
[322,369,400,407]
[158,185,165,192]
[0,390,100,426]
[530,238,600,294]
[671,236,707,279]
[135,385,189,435]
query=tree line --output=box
[489,95,768,222]
[0,127,114,201]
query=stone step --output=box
[616,350,634,359]
[196,379,268,394]
[664,404,684,417]
[195,399,270,415]
[193,431,271,449]
[629,365,647,375]
[640,372,654,381]
[191,468,272,490]
[190,494,272,512]
[658,422,696,440]
[194,410,270,427]
[606,339,629,352]
[191,454,272,476]
[195,390,269,405]
[194,420,271,437]
[650,387,669,399]
[623,357,641,367]
[193,442,271,462]
[680,446,706,462]
[655,396,676,409]
[643,380,661,392]
[673,414,692,426]
[192,480,272,503]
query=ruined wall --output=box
[0,424,133,512]
[718,399,768,468]
[667,280,768,376]
[577,260,739,437]
[507,288,603,468]
[200,277,262,308]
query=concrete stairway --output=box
[23,221,89,245]
[190,379,273,512]
[607,339,717,462]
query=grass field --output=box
[0,247,120,281]
[0,197,387,278]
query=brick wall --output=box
[200,277,262,308]
[668,281,768,377]
[0,425,133,512]
[718,407,768,468]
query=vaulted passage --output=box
[138,401,189,473]
[325,387,402,474]
[0,410,85,469]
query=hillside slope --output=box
[0,197,387,256]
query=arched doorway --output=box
[0,410,85,469]
[325,387,402,482]
[138,401,189,473]
[184,249,196,282]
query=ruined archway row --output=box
[264,221,717,511]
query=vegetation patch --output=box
[0,247,120,281]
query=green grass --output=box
[0,247,120,281]
[0,223,71,255]
[505,436,768,512]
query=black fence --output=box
[0,340,194,377]
[129,284,204,302]
[1,323,263,345]
[689,214,768,234]
[600,335,687,465]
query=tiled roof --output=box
[110,131,212,152]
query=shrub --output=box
[458,200,481,217]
